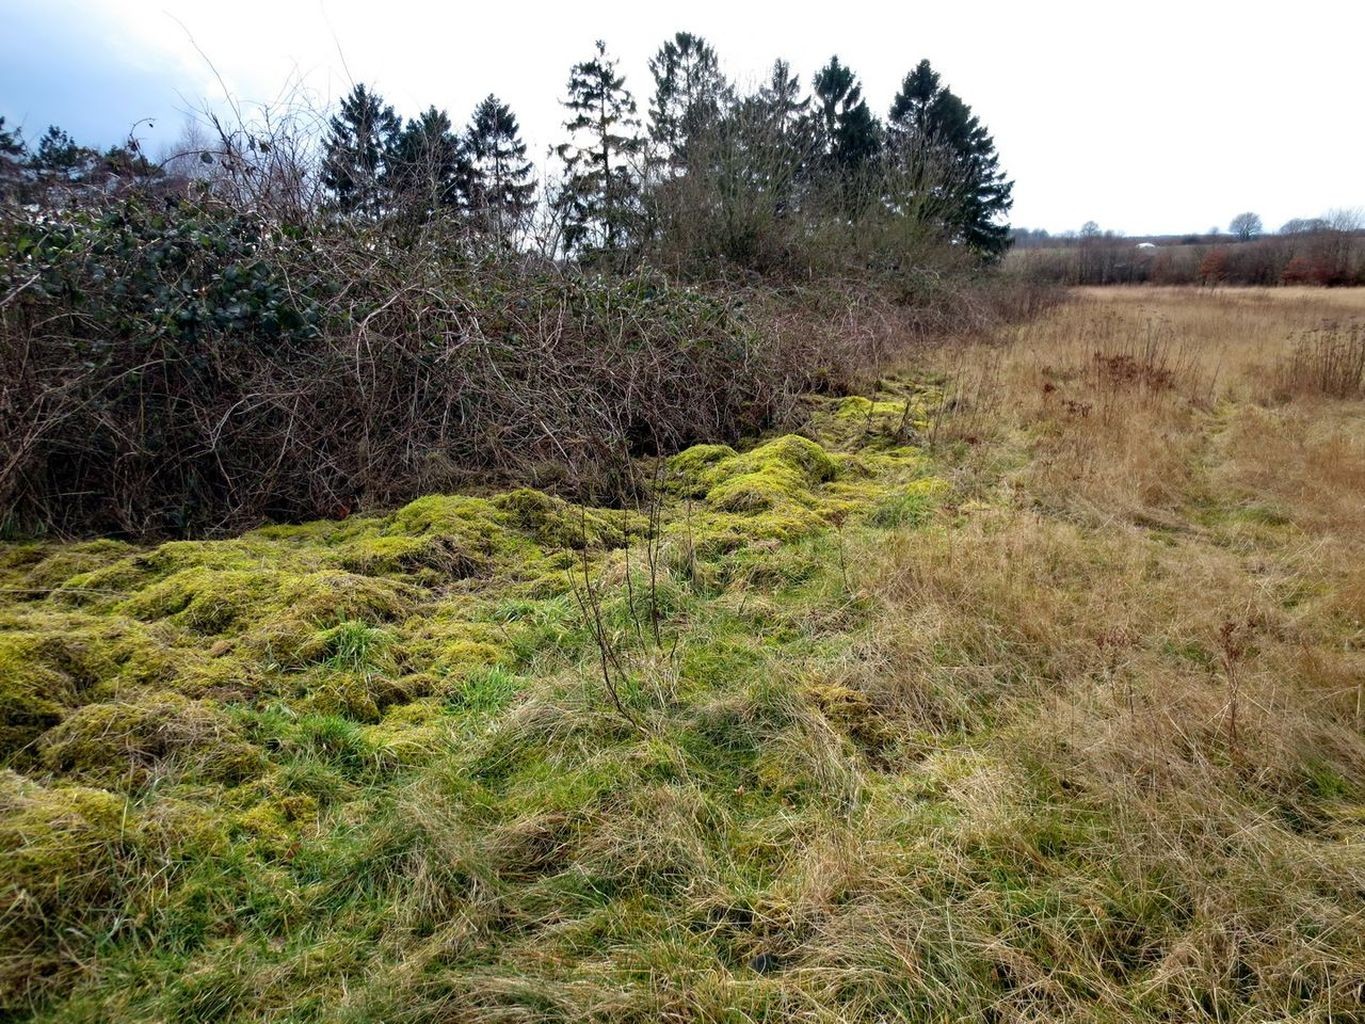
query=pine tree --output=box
[648,32,728,171]
[386,106,467,221]
[888,60,1013,259]
[556,40,645,256]
[321,84,401,217]
[464,95,536,243]
[811,57,881,172]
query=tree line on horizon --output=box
[0,33,1014,273]
[1010,209,1365,287]
[1012,209,1363,249]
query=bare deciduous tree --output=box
[1229,211,1262,240]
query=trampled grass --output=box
[3,287,1363,1022]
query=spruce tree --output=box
[648,32,728,171]
[812,57,881,172]
[888,59,1013,259]
[386,106,467,221]
[888,60,943,138]
[756,60,809,135]
[464,95,536,243]
[556,40,645,256]
[321,84,401,217]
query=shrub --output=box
[0,199,857,537]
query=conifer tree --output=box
[648,32,728,171]
[0,117,21,158]
[556,40,645,256]
[756,59,809,135]
[321,83,401,217]
[464,95,536,243]
[888,59,1013,258]
[33,126,92,175]
[0,117,25,202]
[386,106,467,220]
[812,57,881,172]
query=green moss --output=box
[122,567,409,635]
[300,672,383,722]
[0,379,967,1018]
[0,770,169,1007]
[834,395,910,420]
[297,666,424,723]
[359,697,450,768]
[667,443,738,496]
[722,434,840,486]
[336,533,489,579]
[698,435,839,517]
[39,691,264,788]
[705,465,810,513]
[387,492,504,539]
[232,792,318,853]
[0,626,127,759]
[493,487,642,550]
[0,636,78,759]
[0,770,126,895]
[11,539,136,592]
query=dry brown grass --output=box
[846,286,1365,1019]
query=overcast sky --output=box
[2,0,1361,235]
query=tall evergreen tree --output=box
[888,59,943,138]
[756,59,809,135]
[888,59,1013,259]
[648,32,728,171]
[386,106,467,220]
[556,40,645,255]
[811,57,881,172]
[321,84,401,217]
[465,95,536,243]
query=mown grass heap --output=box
[3,288,1365,1023]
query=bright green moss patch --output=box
[834,394,909,419]
[336,533,490,579]
[666,442,737,496]
[670,435,838,516]
[120,566,411,636]
[0,380,961,1019]
[0,621,141,758]
[0,635,82,758]
[494,487,645,549]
